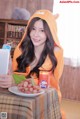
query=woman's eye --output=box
[40,29,44,32]
[32,27,35,30]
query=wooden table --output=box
[0,87,62,119]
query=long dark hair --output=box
[16,17,57,76]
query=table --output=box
[0,87,62,119]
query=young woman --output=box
[0,9,65,119]
[12,10,64,100]
[0,10,64,100]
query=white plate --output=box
[8,86,45,97]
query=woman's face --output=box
[30,19,47,46]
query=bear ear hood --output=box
[20,10,61,48]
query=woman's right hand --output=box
[0,75,14,88]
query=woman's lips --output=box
[33,38,40,42]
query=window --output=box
[53,0,80,66]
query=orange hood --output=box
[19,9,61,48]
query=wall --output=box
[60,64,80,101]
[0,0,53,19]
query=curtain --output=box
[53,0,80,67]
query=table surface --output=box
[0,87,62,119]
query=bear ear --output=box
[54,13,59,19]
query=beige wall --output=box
[0,0,53,19]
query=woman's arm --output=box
[0,75,15,88]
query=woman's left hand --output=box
[0,75,14,88]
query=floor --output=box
[61,99,80,119]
